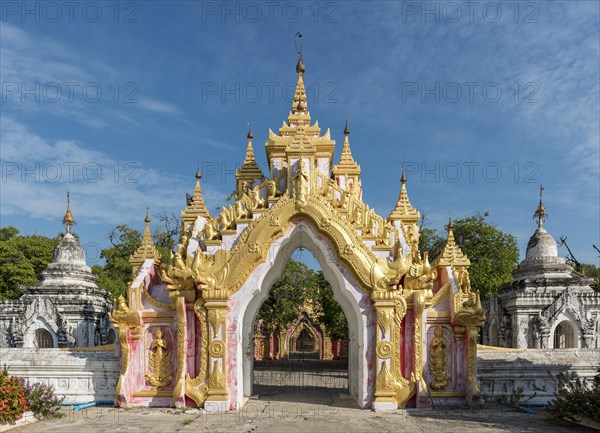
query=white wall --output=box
[0,347,119,403]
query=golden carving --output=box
[207,309,226,337]
[376,341,393,359]
[207,360,226,391]
[109,295,141,340]
[185,299,209,406]
[293,159,308,206]
[376,362,395,392]
[123,54,483,409]
[145,329,172,389]
[173,297,186,404]
[208,340,225,358]
[429,326,450,391]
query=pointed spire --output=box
[389,169,419,223]
[182,163,211,225]
[237,128,264,182]
[287,53,311,127]
[129,208,161,273]
[62,191,76,234]
[344,114,349,136]
[333,118,361,177]
[436,214,470,267]
[534,184,548,228]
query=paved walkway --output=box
[11,388,595,433]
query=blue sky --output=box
[1,1,599,268]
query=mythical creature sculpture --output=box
[404,252,437,295]
[202,218,218,241]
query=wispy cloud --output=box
[0,117,227,225]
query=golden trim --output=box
[143,285,175,310]
[143,312,175,318]
[431,391,465,398]
[427,311,451,318]
[143,317,174,323]
[133,390,172,397]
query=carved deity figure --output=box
[293,159,308,205]
[145,329,173,389]
[429,326,451,390]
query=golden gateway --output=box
[110,54,485,411]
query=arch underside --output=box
[114,191,483,411]
[230,218,374,408]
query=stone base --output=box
[204,399,229,413]
[372,401,397,411]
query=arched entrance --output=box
[231,220,374,409]
[35,328,55,348]
[110,53,486,412]
[553,320,577,348]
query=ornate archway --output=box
[110,54,485,411]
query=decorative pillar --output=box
[203,289,229,411]
[172,296,187,407]
[372,290,407,410]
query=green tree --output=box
[0,227,59,299]
[258,260,317,331]
[313,270,348,339]
[579,263,600,289]
[92,225,142,301]
[419,212,519,301]
[257,260,348,339]
[451,213,519,300]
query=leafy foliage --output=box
[547,367,600,424]
[91,225,142,301]
[419,212,519,301]
[0,367,28,423]
[0,227,59,300]
[258,260,348,339]
[579,263,600,290]
[23,380,65,419]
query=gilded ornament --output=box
[209,340,226,358]
[207,360,226,391]
[429,326,450,391]
[145,329,173,389]
[376,341,393,359]
[248,242,262,255]
[293,159,309,206]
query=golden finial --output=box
[62,191,76,234]
[436,211,470,267]
[130,207,161,273]
[182,164,211,224]
[195,162,201,180]
[388,166,419,223]
[534,184,548,227]
[344,114,349,136]
[243,128,258,165]
[295,32,304,74]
